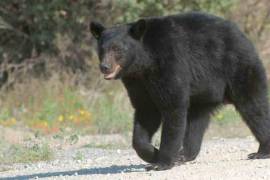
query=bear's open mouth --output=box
[104,64,122,80]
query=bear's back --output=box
[144,12,230,34]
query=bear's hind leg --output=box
[232,66,270,159]
[234,94,270,159]
[231,63,270,159]
[177,106,212,163]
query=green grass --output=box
[205,105,253,138]
[212,105,242,124]
[0,141,53,164]
[91,93,133,134]
[0,75,134,134]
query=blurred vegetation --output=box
[0,140,52,164]
[0,0,270,133]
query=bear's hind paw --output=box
[248,152,270,159]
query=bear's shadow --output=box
[1,164,146,180]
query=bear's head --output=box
[90,19,152,80]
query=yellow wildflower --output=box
[43,121,48,127]
[58,115,64,122]
[216,113,224,120]
[79,110,86,115]
[10,118,17,125]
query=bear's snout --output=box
[100,63,112,74]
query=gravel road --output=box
[1,138,270,180]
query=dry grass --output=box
[0,140,52,165]
[0,68,133,134]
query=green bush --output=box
[116,0,236,23]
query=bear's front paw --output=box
[145,163,174,171]
[175,154,186,166]
[248,152,270,159]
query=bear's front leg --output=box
[132,108,161,163]
[146,108,187,171]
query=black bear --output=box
[90,12,270,171]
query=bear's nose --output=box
[100,63,112,74]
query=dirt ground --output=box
[1,137,270,180]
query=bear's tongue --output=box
[104,65,122,80]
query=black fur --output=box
[90,12,270,170]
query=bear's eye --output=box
[111,45,121,52]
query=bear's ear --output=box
[90,21,105,39]
[129,19,147,40]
